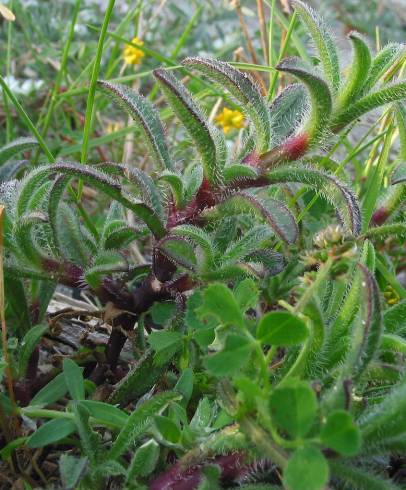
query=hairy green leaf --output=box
[0,137,38,165]
[257,311,308,346]
[336,32,372,109]
[27,418,76,448]
[395,103,406,159]
[269,83,309,146]
[63,359,85,401]
[126,439,159,481]
[183,57,271,152]
[171,224,215,270]
[266,165,361,235]
[223,164,258,184]
[363,43,405,95]
[154,69,226,184]
[330,461,401,490]
[108,391,179,461]
[292,0,340,92]
[276,57,332,146]
[216,192,298,244]
[284,447,329,490]
[108,350,167,406]
[97,81,172,169]
[320,410,361,456]
[269,379,317,439]
[18,324,48,378]
[333,81,406,131]
[203,333,252,377]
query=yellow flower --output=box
[122,37,145,66]
[384,285,400,306]
[215,107,245,134]
[106,120,123,134]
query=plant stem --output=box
[80,0,116,166]
[362,122,395,232]
[281,257,334,382]
[239,417,288,468]
[267,11,297,100]
[4,0,14,143]
[20,407,121,430]
[294,257,333,314]
[0,76,55,162]
[0,207,18,430]
[33,0,81,165]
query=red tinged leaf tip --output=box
[259,132,310,168]
[280,132,309,161]
[149,452,246,490]
[195,178,216,208]
[243,150,261,167]
[41,258,83,288]
[371,207,390,226]
[167,178,217,228]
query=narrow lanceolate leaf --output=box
[97,162,165,219]
[48,175,70,256]
[332,81,406,131]
[171,224,215,270]
[15,166,52,219]
[266,165,361,236]
[391,162,406,185]
[330,461,401,490]
[223,164,258,183]
[395,103,406,159]
[275,57,332,146]
[363,223,406,240]
[381,333,406,355]
[72,403,101,466]
[125,166,164,219]
[184,164,203,203]
[327,242,373,359]
[221,225,273,266]
[18,324,48,378]
[27,419,77,448]
[216,192,298,244]
[108,391,179,461]
[156,236,197,271]
[108,350,168,406]
[158,171,184,208]
[182,57,271,153]
[52,163,166,238]
[363,43,405,95]
[0,137,39,165]
[292,0,341,92]
[154,69,226,185]
[84,251,128,289]
[360,381,406,445]
[246,249,286,276]
[104,226,141,250]
[269,83,309,146]
[336,32,372,110]
[350,264,382,379]
[324,264,382,410]
[13,211,48,263]
[97,81,172,170]
[0,160,29,183]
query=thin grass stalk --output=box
[3,0,14,143]
[80,0,116,167]
[0,206,18,427]
[33,0,81,165]
[257,0,269,65]
[267,11,297,100]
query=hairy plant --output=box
[0,1,406,489]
